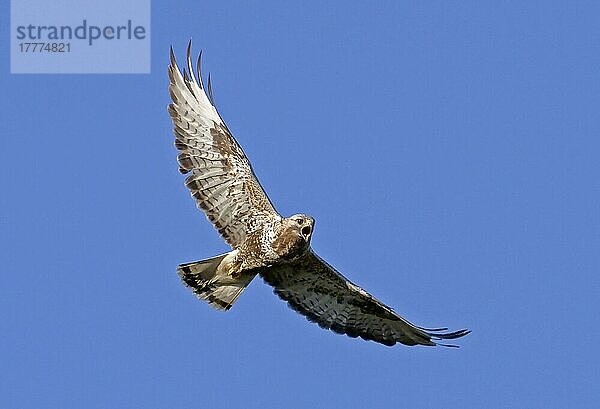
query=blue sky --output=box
[2,1,599,408]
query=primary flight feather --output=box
[167,42,470,347]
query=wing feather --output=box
[260,251,470,347]
[168,42,279,247]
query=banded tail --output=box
[177,252,257,310]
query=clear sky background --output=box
[2,1,599,408]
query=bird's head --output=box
[271,214,315,259]
[285,213,315,243]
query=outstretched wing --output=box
[260,251,470,347]
[168,43,279,248]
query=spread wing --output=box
[168,43,279,248]
[260,251,470,347]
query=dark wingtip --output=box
[207,73,215,105]
[197,49,204,89]
[169,45,176,67]
[418,326,449,332]
[186,39,193,69]
[430,329,471,347]
[439,329,471,339]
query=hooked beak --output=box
[300,217,314,241]
[301,224,312,241]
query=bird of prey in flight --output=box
[167,42,470,347]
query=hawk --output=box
[167,43,470,347]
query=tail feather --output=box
[177,253,256,311]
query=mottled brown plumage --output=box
[167,42,470,347]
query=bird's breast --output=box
[271,229,308,260]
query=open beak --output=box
[301,224,312,241]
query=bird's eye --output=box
[295,218,303,224]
